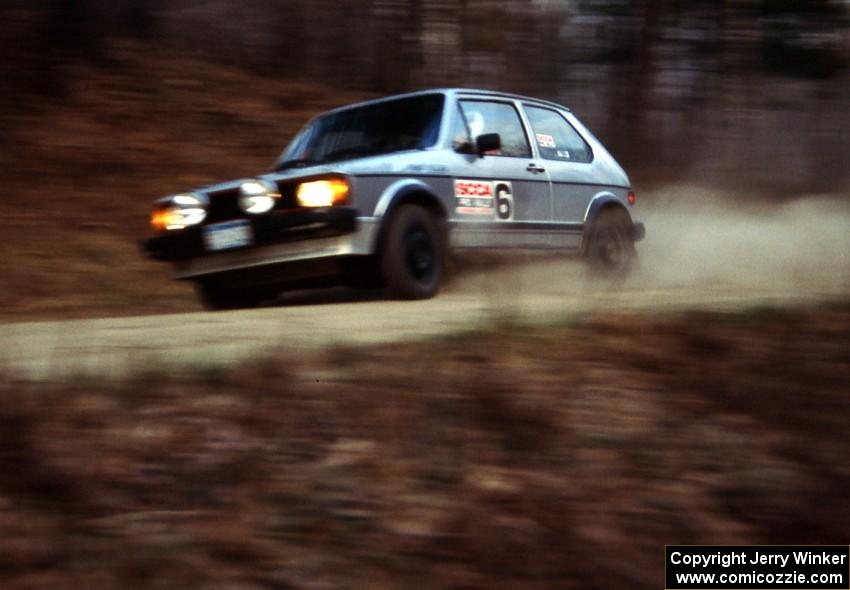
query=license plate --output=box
[203,220,253,252]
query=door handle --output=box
[526,163,546,174]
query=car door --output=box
[521,103,597,249]
[447,98,552,249]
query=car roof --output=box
[318,88,571,116]
[447,88,571,112]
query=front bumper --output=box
[142,208,377,280]
[144,207,360,262]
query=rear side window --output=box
[524,105,593,163]
[459,100,531,158]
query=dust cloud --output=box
[450,186,850,311]
[635,186,850,291]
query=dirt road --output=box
[1,189,848,379]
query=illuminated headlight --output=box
[150,193,208,231]
[239,179,280,214]
[296,178,350,208]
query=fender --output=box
[583,191,631,225]
[373,179,446,218]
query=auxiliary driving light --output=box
[238,179,280,214]
[150,192,208,231]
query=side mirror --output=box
[475,133,501,156]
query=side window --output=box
[524,105,593,163]
[458,100,531,158]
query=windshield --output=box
[275,94,445,169]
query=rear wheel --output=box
[584,208,637,277]
[380,205,443,300]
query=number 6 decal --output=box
[495,181,513,221]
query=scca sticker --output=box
[455,179,495,216]
[535,133,556,149]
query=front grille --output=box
[205,183,297,224]
[205,189,240,223]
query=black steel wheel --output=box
[380,204,443,300]
[584,208,637,277]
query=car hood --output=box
[192,150,441,195]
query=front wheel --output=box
[380,205,444,300]
[583,208,637,277]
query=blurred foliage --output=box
[1,0,849,191]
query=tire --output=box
[379,204,444,300]
[195,280,266,311]
[583,208,637,277]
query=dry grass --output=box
[0,304,848,589]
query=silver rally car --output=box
[144,88,645,309]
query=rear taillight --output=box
[627,191,636,205]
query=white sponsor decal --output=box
[454,179,495,216]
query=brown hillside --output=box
[0,41,368,319]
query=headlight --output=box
[239,179,280,214]
[295,178,350,208]
[150,193,208,231]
